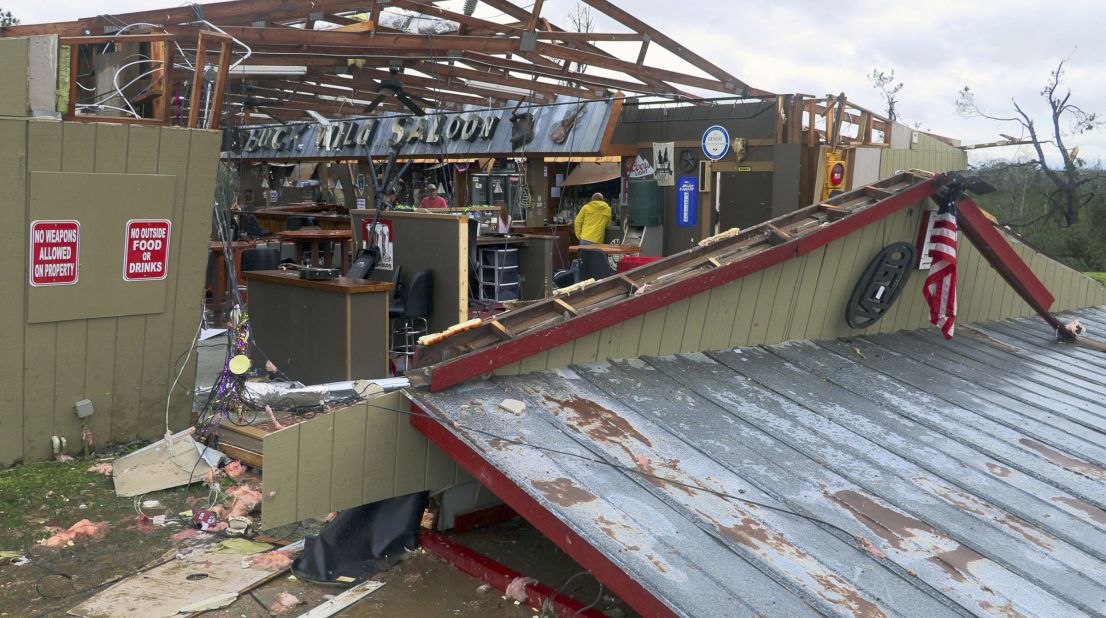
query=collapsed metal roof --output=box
[410,308,1106,617]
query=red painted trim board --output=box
[429,176,942,391]
[411,405,678,618]
[956,197,1059,328]
[419,530,606,618]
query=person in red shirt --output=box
[419,183,449,209]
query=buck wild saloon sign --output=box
[224,96,617,160]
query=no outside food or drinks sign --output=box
[123,219,172,281]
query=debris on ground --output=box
[86,462,113,475]
[294,580,385,617]
[269,591,303,614]
[39,519,108,547]
[111,428,217,497]
[504,576,537,603]
[499,398,526,415]
[224,460,247,478]
[54,454,75,463]
[248,549,295,571]
[477,583,493,594]
[227,484,263,518]
[169,528,202,542]
[211,538,274,555]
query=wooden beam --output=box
[527,0,547,31]
[578,0,768,95]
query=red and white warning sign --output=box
[123,219,172,281]
[29,220,80,286]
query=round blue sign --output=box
[701,125,731,161]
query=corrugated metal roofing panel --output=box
[410,309,1106,617]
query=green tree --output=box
[0,7,18,26]
[957,57,1101,226]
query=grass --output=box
[1086,272,1106,286]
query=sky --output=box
[7,0,1105,167]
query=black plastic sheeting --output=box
[292,491,428,583]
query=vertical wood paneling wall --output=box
[261,391,461,529]
[0,116,221,465]
[491,203,1106,377]
[880,132,968,178]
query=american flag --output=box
[923,192,959,339]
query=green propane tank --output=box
[627,178,661,226]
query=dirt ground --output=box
[0,452,634,617]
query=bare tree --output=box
[0,7,19,26]
[957,57,1101,226]
[869,68,902,121]
[566,3,594,73]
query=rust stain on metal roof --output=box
[595,515,640,552]
[986,463,1012,477]
[998,515,1055,551]
[1019,438,1106,480]
[531,477,597,507]
[1053,496,1106,525]
[979,599,1029,618]
[810,573,888,618]
[543,395,654,448]
[830,490,985,583]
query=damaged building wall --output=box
[881,124,968,177]
[492,203,1106,376]
[260,391,461,529]
[0,38,222,464]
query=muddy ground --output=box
[0,453,634,617]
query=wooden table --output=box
[278,229,354,271]
[208,240,258,316]
[244,270,394,382]
[567,243,642,258]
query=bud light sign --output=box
[676,176,698,227]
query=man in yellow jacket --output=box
[574,193,612,245]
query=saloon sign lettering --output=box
[238,112,504,155]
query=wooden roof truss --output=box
[2,0,770,126]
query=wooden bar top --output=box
[243,269,394,294]
[277,229,353,240]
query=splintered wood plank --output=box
[296,412,334,521]
[260,423,300,529]
[297,580,386,618]
[330,405,369,513]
